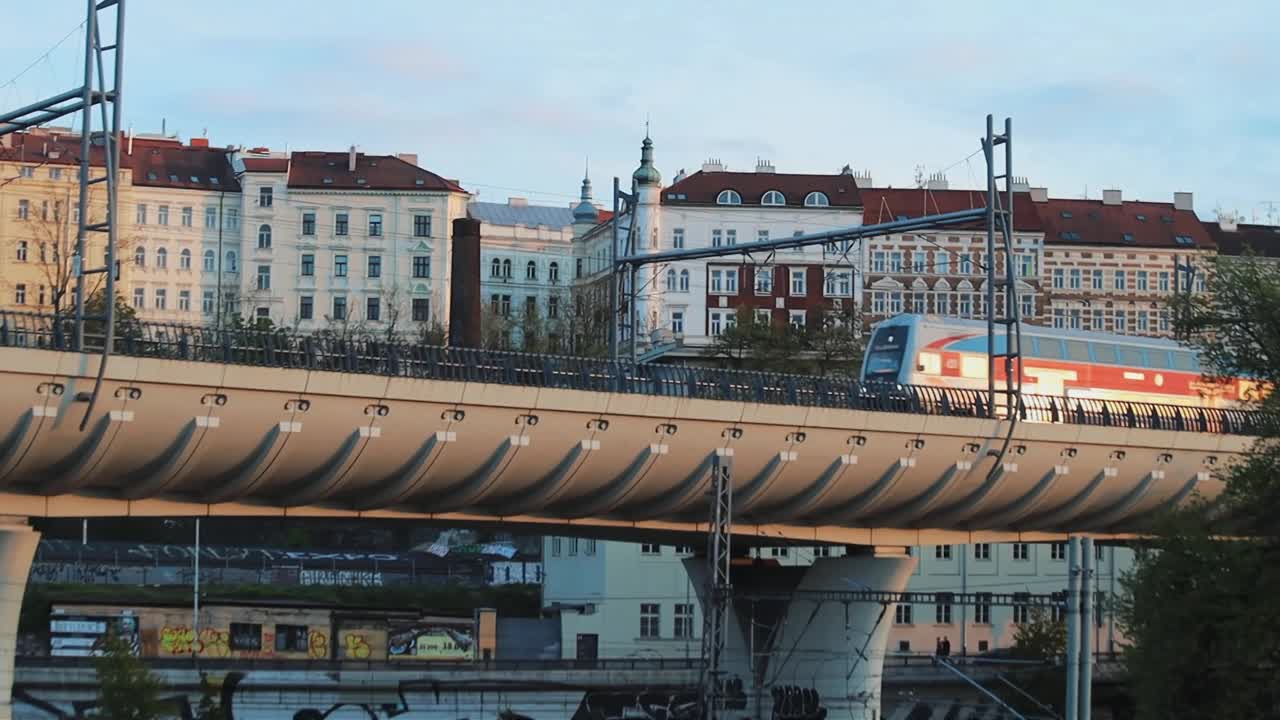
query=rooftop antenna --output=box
[1259,200,1279,224]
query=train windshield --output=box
[863,325,908,381]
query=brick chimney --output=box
[190,137,209,149]
[449,218,482,348]
[348,145,357,173]
[1029,187,1049,203]
[1102,189,1122,206]
[1174,192,1193,212]
[396,152,418,167]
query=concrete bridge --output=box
[0,311,1268,719]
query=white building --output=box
[230,146,470,332]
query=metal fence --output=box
[2,310,1273,436]
[16,654,704,673]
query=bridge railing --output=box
[1,311,1273,436]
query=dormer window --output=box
[1136,214,1147,221]
[761,190,786,206]
[1122,233,1135,244]
[322,177,334,184]
[804,192,830,207]
[146,172,157,181]
[190,176,200,183]
[356,178,367,185]
[210,177,220,185]
[1060,211,1073,219]
[716,189,742,205]
[168,174,179,182]
[415,179,425,186]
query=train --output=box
[860,314,1257,409]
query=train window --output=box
[1172,352,1198,372]
[1065,340,1091,362]
[1094,344,1119,364]
[1146,350,1171,369]
[1117,347,1144,366]
[1036,338,1064,359]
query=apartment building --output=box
[858,181,1047,325]
[231,147,470,332]
[1202,214,1280,261]
[124,135,242,324]
[1034,190,1211,337]
[541,539,1132,661]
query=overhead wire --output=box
[0,20,87,91]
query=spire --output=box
[573,156,598,223]
[632,132,661,187]
[580,158,593,202]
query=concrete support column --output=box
[0,518,38,720]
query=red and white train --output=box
[860,314,1255,409]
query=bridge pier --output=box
[0,518,38,720]
[688,549,916,720]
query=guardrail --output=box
[1,311,1273,436]
[16,654,704,673]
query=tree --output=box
[91,630,168,720]
[1117,253,1280,719]
[1010,607,1066,660]
[702,304,865,377]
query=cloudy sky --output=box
[3,1,1277,220]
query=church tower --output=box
[629,133,663,348]
[571,162,599,239]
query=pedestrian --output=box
[935,637,943,656]
[942,637,951,657]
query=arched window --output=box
[716,189,742,205]
[155,247,168,269]
[548,262,560,283]
[526,260,537,281]
[761,190,786,206]
[804,191,830,207]
[257,223,272,249]
[225,250,238,273]
[502,258,512,278]
[679,269,690,292]
[134,246,146,267]
[666,268,677,291]
[180,248,192,270]
[490,258,502,278]
[203,250,215,272]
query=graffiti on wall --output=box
[158,627,232,658]
[298,569,384,587]
[387,623,473,660]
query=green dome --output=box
[632,136,661,186]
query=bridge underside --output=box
[0,348,1244,544]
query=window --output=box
[1158,271,1170,293]
[892,604,913,626]
[567,538,579,556]
[788,310,806,328]
[414,214,431,238]
[936,252,951,275]
[199,250,214,272]
[672,228,684,249]
[548,295,560,319]
[332,296,347,321]
[671,310,684,335]
[275,624,308,652]
[490,258,503,278]
[709,268,738,294]
[755,308,772,325]
[334,254,348,277]
[135,203,146,224]
[1012,542,1029,561]
[412,298,430,322]
[679,269,690,292]
[548,261,559,283]
[974,543,991,560]
[17,166,34,178]
[576,258,583,278]
[975,593,992,624]
[525,295,537,317]
[1013,593,1031,624]
[1051,542,1066,561]
[226,209,239,230]
[1114,312,1128,333]
[176,248,191,270]
[202,291,215,315]
[526,261,537,280]
[131,246,146,268]
[1018,254,1034,277]
[1052,268,1065,289]
[935,545,952,560]
[1090,269,1103,290]
[666,268,678,291]
[14,284,25,305]
[708,309,735,336]
[158,205,169,226]
[257,264,271,290]
[257,224,272,249]
[889,251,904,273]
[299,296,314,320]
[641,543,660,555]
[154,288,167,310]
[640,604,661,638]
[205,207,217,229]
[366,296,380,321]
[1020,294,1034,318]
[413,256,430,278]
[726,229,737,245]
[824,269,852,297]
[551,537,562,556]
[716,189,742,205]
[229,623,262,651]
[368,255,382,278]
[935,601,953,624]
[913,250,927,273]
[959,253,973,274]
[804,191,830,207]
[226,251,237,272]
[1052,604,1068,623]
[711,229,723,247]
[178,290,191,311]
[302,212,316,236]
[790,268,806,296]
[761,190,785,205]
[1069,268,1082,290]
[502,258,512,278]
[259,186,273,208]
[1136,270,1149,291]
[155,247,168,269]
[15,241,27,262]
[674,604,695,639]
[755,266,773,295]
[132,288,145,308]
[335,213,349,236]
[1113,270,1127,291]
[368,213,383,236]
[300,253,315,276]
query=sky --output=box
[2,1,1278,221]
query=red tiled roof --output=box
[1202,220,1280,258]
[1034,197,1211,249]
[126,137,240,192]
[662,170,861,208]
[243,157,288,173]
[287,152,465,192]
[0,129,109,167]
[859,187,1044,232]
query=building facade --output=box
[230,147,470,333]
[542,539,1131,661]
